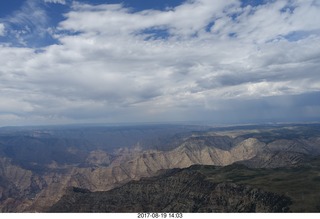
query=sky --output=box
[0,0,320,126]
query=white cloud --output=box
[0,0,50,46]
[44,0,66,4]
[59,0,240,38]
[0,23,5,36]
[1,0,320,125]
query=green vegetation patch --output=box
[194,157,320,212]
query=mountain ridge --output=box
[49,164,293,213]
[0,124,320,212]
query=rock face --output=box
[0,157,47,212]
[49,168,292,213]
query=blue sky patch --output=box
[205,21,215,33]
[241,0,267,7]
[283,31,310,42]
[139,27,171,40]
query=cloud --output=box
[0,0,52,46]
[0,0,320,125]
[0,23,5,36]
[58,0,240,38]
[44,0,66,4]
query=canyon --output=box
[0,123,320,212]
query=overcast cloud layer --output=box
[0,0,320,126]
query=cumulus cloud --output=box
[0,0,320,125]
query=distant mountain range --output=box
[1,123,320,212]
